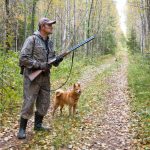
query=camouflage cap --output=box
[38,18,56,27]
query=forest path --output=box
[0,57,115,150]
[0,53,134,149]
[67,51,134,150]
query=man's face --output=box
[42,24,53,34]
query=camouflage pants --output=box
[21,71,50,119]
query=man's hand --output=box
[39,62,51,71]
[52,55,63,67]
[55,55,63,63]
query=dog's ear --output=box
[74,83,76,88]
[55,90,62,97]
[78,82,81,87]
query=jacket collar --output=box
[33,30,49,42]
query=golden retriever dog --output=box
[52,83,81,116]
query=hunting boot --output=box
[17,117,28,139]
[34,111,50,131]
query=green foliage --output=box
[96,15,118,55]
[0,50,23,113]
[127,28,140,54]
[119,33,127,48]
[104,29,117,54]
[128,54,150,148]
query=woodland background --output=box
[0,0,150,149]
[0,0,120,112]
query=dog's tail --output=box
[55,89,64,97]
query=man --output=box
[18,18,63,139]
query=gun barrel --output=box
[69,36,95,52]
[28,35,95,81]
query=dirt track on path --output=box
[0,53,134,150]
[77,59,114,89]
[0,56,133,150]
[69,52,134,150]
[93,53,133,149]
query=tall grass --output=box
[128,53,150,149]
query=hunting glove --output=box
[53,56,63,67]
[39,62,50,70]
[56,55,63,63]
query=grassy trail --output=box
[128,53,150,150]
[1,50,149,150]
[0,55,116,149]
[62,51,134,150]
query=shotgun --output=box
[28,35,95,81]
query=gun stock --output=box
[29,70,43,81]
[28,58,57,81]
[28,53,70,81]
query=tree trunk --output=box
[62,0,68,49]
[31,0,38,34]
[5,0,10,51]
[74,0,76,43]
[87,0,94,56]
[15,20,18,52]
[146,0,150,32]
[24,0,27,41]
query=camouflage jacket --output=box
[19,31,56,76]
